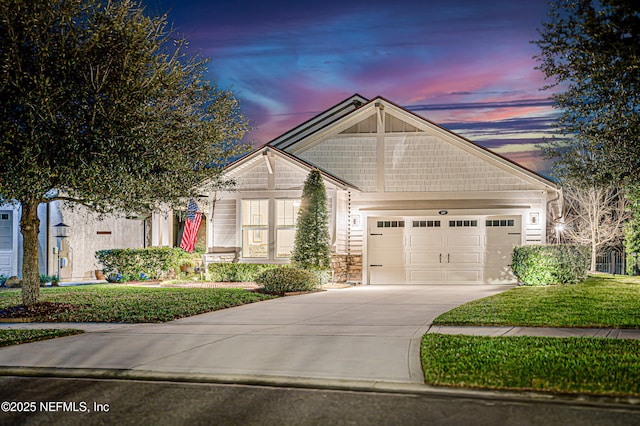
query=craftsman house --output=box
[177,94,562,285]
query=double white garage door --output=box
[368,215,521,284]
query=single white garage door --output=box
[368,216,521,284]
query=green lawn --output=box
[433,275,640,328]
[0,285,273,323]
[423,275,640,397]
[0,329,84,347]
[421,334,640,397]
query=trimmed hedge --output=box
[512,245,590,286]
[255,267,320,294]
[96,247,199,281]
[207,263,279,282]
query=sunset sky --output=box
[144,0,562,177]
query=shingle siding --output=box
[275,160,307,190]
[299,137,377,192]
[384,136,537,192]
[236,162,269,190]
[213,199,236,248]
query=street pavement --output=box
[1,376,638,426]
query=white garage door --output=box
[368,216,521,284]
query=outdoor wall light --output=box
[53,222,70,239]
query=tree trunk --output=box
[20,200,41,306]
[591,241,597,272]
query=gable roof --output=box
[269,94,369,150]
[224,144,359,191]
[268,94,557,191]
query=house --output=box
[168,94,562,285]
[0,201,149,281]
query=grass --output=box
[0,285,273,323]
[423,275,640,396]
[433,274,640,328]
[421,333,640,397]
[0,329,84,347]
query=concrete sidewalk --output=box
[427,325,640,339]
[3,322,639,340]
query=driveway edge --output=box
[0,367,638,409]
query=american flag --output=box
[180,198,202,253]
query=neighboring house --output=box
[0,201,148,281]
[181,94,561,285]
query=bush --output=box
[96,247,200,281]
[256,267,320,294]
[207,263,279,282]
[512,245,590,286]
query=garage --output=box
[367,215,522,284]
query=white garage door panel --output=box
[368,215,521,285]
[409,253,441,265]
[447,234,481,247]
[370,266,405,284]
[410,269,445,283]
[447,269,481,282]
[369,246,404,265]
[449,252,481,264]
[409,234,445,247]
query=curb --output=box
[0,367,638,410]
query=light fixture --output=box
[53,222,70,239]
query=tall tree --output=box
[560,182,629,271]
[534,0,640,184]
[290,170,331,270]
[0,0,249,305]
[623,185,640,275]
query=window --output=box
[0,211,11,250]
[486,219,515,227]
[449,220,477,227]
[276,199,300,258]
[377,220,405,228]
[242,200,268,258]
[412,220,440,228]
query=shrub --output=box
[291,169,332,270]
[96,247,199,281]
[207,263,279,282]
[512,245,590,286]
[256,267,320,294]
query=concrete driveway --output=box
[0,285,510,384]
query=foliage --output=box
[534,0,640,185]
[624,185,640,275]
[421,334,640,396]
[255,267,320,294]
[96,247,199,281]
[0,0,249,306]
[207,263,279,282]
[559,182,629,270]
[39,275,60,286]
[511,245,590,286]
[0,275,8,286]
[0,329,84,348]
[290,170,332,271]
[433,274,640,328]
[0,285,273,323]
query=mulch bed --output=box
[0,302,81,321]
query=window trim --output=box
[241,199,269,259]
[275,198,300,259]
